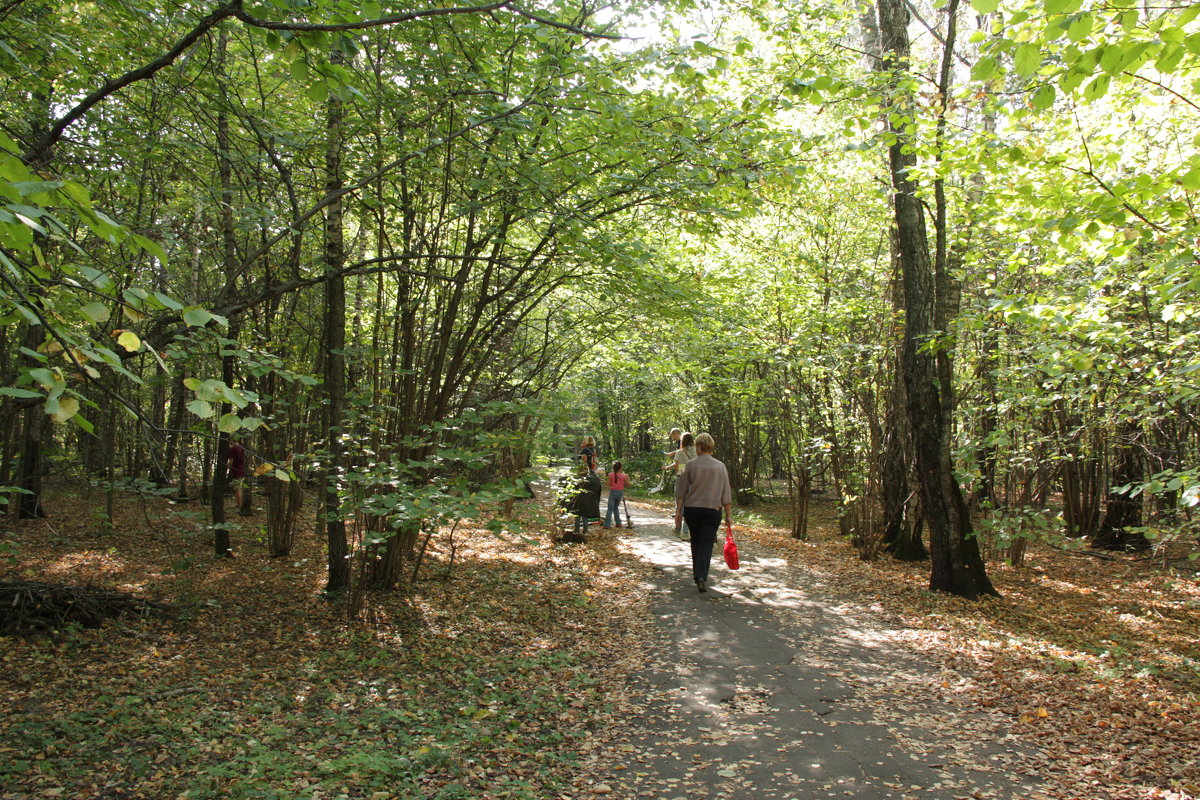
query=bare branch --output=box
[508,4,623,40]
[230,1,511,32]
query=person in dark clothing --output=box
[566,468,602,538]
[674,432,733,593]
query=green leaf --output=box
[223,386,250,409]
[27,368,60,390]
[218,413,242,433]
[187,399,215,419]
[1060,68,1088,92]
[1044,0,1083,14]
[183,307,213,327]
[1083,73,1111,100]
[307,81,329,102]
[1066,14,1093,43]
[1156,44,1186,73]
[153,291,183,311]
[970,0,999,13]
[971,56,998,82]
[1031,84,1056,110]
[0,387,43,399]
[196,379,227,402]
[80,302,111,324]
[130,234,166,262]
[1013,43,1042,77]
[1181,167,1200,191]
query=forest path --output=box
[568,502,1045,800]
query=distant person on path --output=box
[580,436,598,472]
[674,432,732,593]
[672,432,697,474]
[664,431,697,534]
[660,427,683,493]
[604,461,631,528]
[226,437,247,513]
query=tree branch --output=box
[230,1,511,31]
[20,0,594,167]
[219,97,539,300]
[23,0,244,166]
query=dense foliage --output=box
[1,0,1198,594]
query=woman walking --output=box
[665,432,697,536]
[674,433,732,593]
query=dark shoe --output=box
[697,580,707,593]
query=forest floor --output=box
[1,484,1198,800]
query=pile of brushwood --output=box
[0,580,172,635]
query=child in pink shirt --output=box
[605,461,631,528]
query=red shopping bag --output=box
[723,523,740,570]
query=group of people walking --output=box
[565,428,733,593]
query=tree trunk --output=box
[880,235,926,561]
[877,0,995,597]
[16,404,47,519]
[210,30,235,558]
[1093,420,1149,551]
[322,48,350,594]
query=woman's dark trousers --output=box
[683,506,722,584]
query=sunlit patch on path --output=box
[567,504,1047,800]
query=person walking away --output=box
[674,433,732,593]
[665,432,697,534]
[605,461,631,528]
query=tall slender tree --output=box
[875,0,996,598]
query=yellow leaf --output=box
[1036,707,1049,718]
[50,397,79,423]
[117,330,141,352]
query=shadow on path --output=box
[570,503,1045,800]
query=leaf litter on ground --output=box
[0,486,655,800]
[3,485,1198,800]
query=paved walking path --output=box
[570,503,1044,800]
